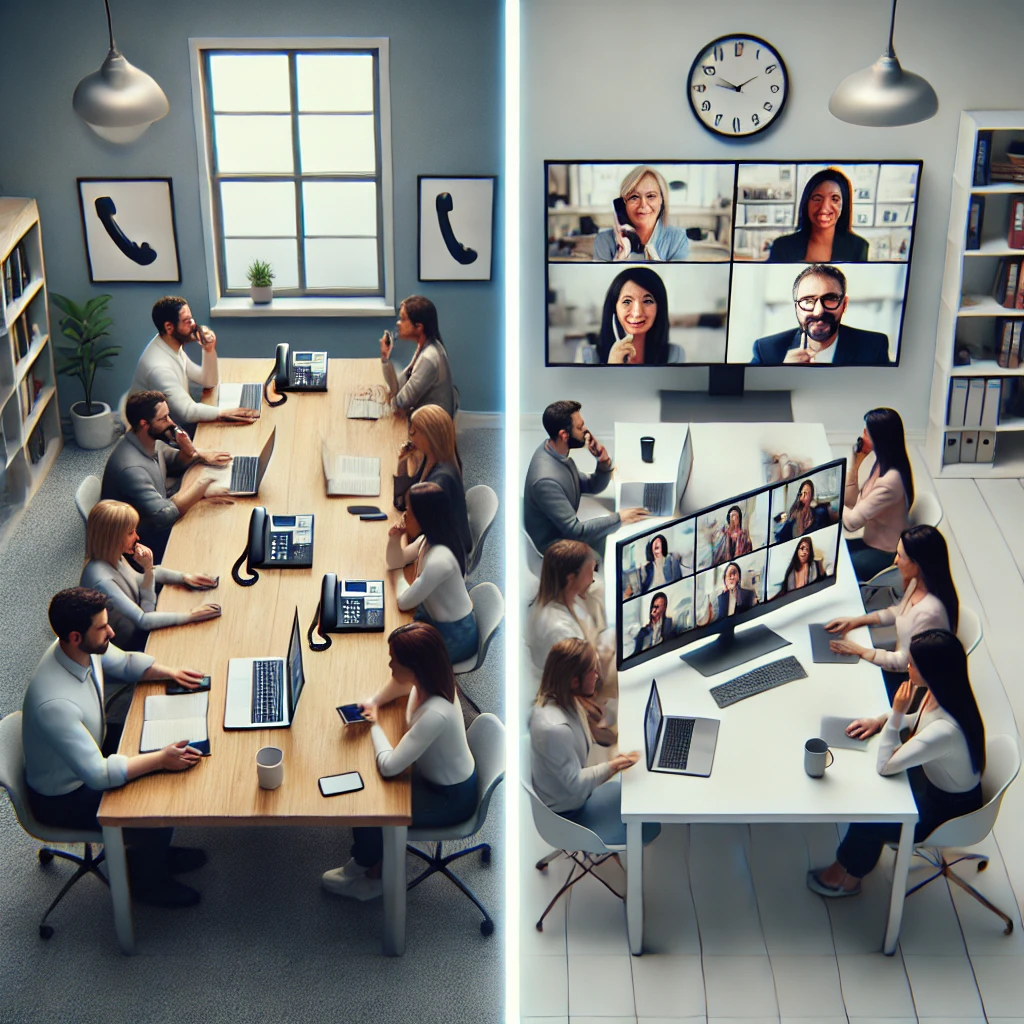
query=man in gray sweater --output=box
[524,400,648,554]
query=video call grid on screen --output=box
[615,457,847,671]
[544,160,921,369]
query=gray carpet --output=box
[0,423,505,1024]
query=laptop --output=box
[808,623,858,664]
[217,382,263,414]
[224,607,305,730]
[643,679,719,777]
[620,427,694,516]
[208,427,276,496]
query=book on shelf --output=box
[990,161,1024,183]
[966,195,985,249]
[1009,195,1024,248]
[992,258,1022,307]
[27,421,45,464]
[18,241,29,289]
[996,319,1016,367]
[1013,321,1023,366]
[974,131,993,186]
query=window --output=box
[190,38,394,315]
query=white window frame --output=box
[188,36,395,317]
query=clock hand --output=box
[714,78,740,91]
[735,76,759,91]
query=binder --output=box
[964,378,986,427]
[1010,195,1024,249]
[981,377,1002,427]
[960,430,979,462]
[943,432,961,465]
[947,378,969,425]
[966,196,984,250]
[1012,321,1023,368]
[977,431,996,463]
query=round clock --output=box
[687,34,789,139]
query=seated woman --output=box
[592,165,689,262]
[807,629,985,898]
[826,525,959,702]
[321,622,476,900]
[633,591,680,655]
[633,533,685,595]
[595,267,674,365]
[775,478,833,542]
[529,638,659,847]
[776,537,826,597]
[387,482,478,664]
[767,167,869,264]
[379,295,456,419]
[393,403,471,561]
[712,506,753,565]
[844,407,914,582]
[80,500,220,651]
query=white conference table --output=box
[609,421,918,956]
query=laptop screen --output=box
[287,607,305,717]
[644,680,663,772]
[255,427,277,487]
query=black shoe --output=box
[132,879,201,909]
[168,847,208,874]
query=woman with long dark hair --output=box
[379,294,456,418]
[775,478,833,542]
[844,407,914,581]
[596,267,670,365]
[776,536,825,597]
[767,168,869,263]
[808,630,985,898]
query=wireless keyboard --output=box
[658,716,695,770]
[230,455,259,494]
[709,655,808,709]
[251,660,283,724]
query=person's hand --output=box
[219,407,259,423]
[388,514,407,538]
[620,506,651,525]
[190,603,222,623]
[623,584,634,599]
[182,573,218,590]
[160,740,202,771]
[613,231,631,261]
[829,638,867,658]
[380,332,393,362]
[892,680,918,716]
[397,440,416,463]
[358,702,378,723]
[846,717,883,740]
[197,326,217,351]
[172,425,198,459]
[199,449,232,466]
[607,336,637,364]
[204,493,235,505]
[825,617,853,635]
[609,751,641,774]
[583,430,610,465]
[783,346,814,364]
[133,542,154,573]
[165,668,207,691]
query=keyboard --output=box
[251,659,284,724]
[709,655,808,709]
[230,455,259,494]
[643,482,672,514]
[658,716,695,770]
[240,383,262,411]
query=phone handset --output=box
[231,507,267,586]
[435,193,478,265]
[264,344,289,407]
[307,573,338,652]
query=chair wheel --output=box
[38,849,53,865]
[39,925,54,940]
[977,859,989,872]
[481,846,491,864]
[535,921,544,932]
[1006,919,1014,935]
[480,919,494,936]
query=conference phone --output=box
[264,343,328,406]
[307,573,385,651]
[232,507,315,587]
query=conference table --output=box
[98,357,413,956]
[609,421,918,956]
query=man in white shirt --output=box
[130,296,259,425]
[22,588,209,907]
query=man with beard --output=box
[750,264,891,366]
[22,588,208,907]
[524,399,648,553]
[130,296,259,425]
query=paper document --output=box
[140,692,210,753]
[322,449,381,496]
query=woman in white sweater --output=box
[387,482,478,663]
[322,623,477,901]
[808,629,985,897]
[826,525,959,703]
[79,500,220,651]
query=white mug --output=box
[256,746,284,790]
[804,737,834,778]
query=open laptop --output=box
[224,607,305,730]
[208,426,276,496]
[217,382,263,414]
[644,679,719,777]
[620,427,694,516]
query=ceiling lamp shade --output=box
[72,0,169,143]
[828,0,938,127]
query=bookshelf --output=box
[0,198,62,549]
[926,111,1024,478]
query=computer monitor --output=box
[616,458,846,676]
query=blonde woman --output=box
[592,165,689,262]
[80,500,221,651]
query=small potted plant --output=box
[51,292,121,449]
[247,259,275,304]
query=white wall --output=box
[520,0,1024,439]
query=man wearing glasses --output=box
[750,264,891,366]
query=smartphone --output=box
[855,436,864,453]
[166,675,211,696]
[360,512,389,521]
[347,505,381,515]
[336,703,370,725]
[382,329,393,353]
[318,771,365,797]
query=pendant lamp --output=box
[828,0,938,127]
[72,0,169,143]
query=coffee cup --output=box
[256,746,284,790]
[640,436,656,463]
[804,737,834,778]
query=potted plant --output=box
[247,259,275,304]
[51,292,121,449]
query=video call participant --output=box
[322,623,476,901]
[22,588,208,908]
[380,295,456,420]
[131,296,259,426]
[767,168,869,264]
[844,407,914,582]
[775,478,834,542]
[101,390,232,562]
[633,591,679,656]
[776,537,826,597]
[628,533,686,596]
[524,400,648,553]
[592,165,689,263]
[750,264,891,366]
[826,525,958,702]
[596,267,673,365]
[709,561,759,621]
[807,630,984,899]
[712,505,753,565]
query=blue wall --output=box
[0,0,504,414]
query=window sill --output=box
[210,297,395,318]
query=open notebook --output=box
[321,442,381,496]
[140,692,210,755]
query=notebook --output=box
[140,691,210,754]
[321,443,381,497]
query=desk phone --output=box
[232,507,315,586]
[320,574,385,633]
[265,343,328,406]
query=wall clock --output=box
[687,34,789,139]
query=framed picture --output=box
[418,175,496,282]
[77,178,181,283]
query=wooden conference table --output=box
[98,357,412,955]
[609,421,918,957]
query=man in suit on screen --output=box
[750,264,891,366]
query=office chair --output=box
[74,475,102,525]
[406,713,505,936]
[521,527,544,579]
[465,484,499,577]
[0,712,109,939]
[909,491,943,529]
[957,605,983,656]
[453,583,504,675]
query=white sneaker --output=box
[341,857,368,878]
[321,869,383,901]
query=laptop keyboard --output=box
[240,383,262,411]
[643,482,671,514]
[230,455,259,494]
[709,655,808,709]
[658,716,695,770]
[251,659,284,724]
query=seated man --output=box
[750,264,891,366]
[22,588,208,907]
[524,399,648,553]
[130,295,258,426]
[101,390,230,561]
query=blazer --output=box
[638,553,685,593]
[633,616,677,656]
[393,460,471,562]
[766,231,870,263]
[381,339,456,419]
[715,586,757,620]
[750,325,891,366]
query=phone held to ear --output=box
[855,436,864,454]
[612,197,644,254]
[318,771,364,797]
[336,704,370,725]
[166,675,211,696]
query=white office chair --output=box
[117,390,130,430]
[406,713,504,936]
[521,527,544,579]
[453,582,504,675]
[909,491,943,529]
[74,475,102,525]
[957,605,983,656]
[894,734,1020,935]
[465,484,499,577]
[0,712,109,939]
